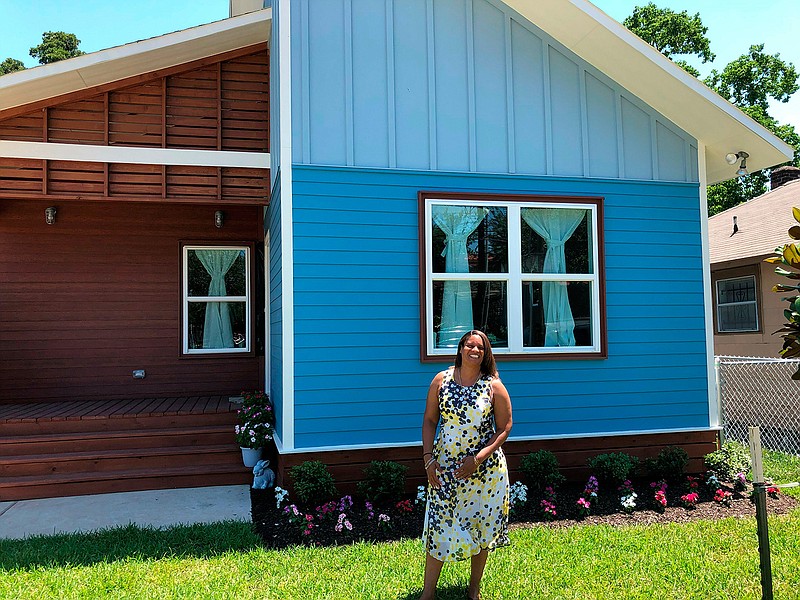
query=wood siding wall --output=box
[0,46,269,205]
[0,200,263,405]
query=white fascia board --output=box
[0,140,268,168]
[504,0,793,184]
[0,9,271,112]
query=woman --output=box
[420,330,512,600]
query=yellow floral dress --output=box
[423,367,510,562]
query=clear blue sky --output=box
[1,0,798,128]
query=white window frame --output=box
[716,275,759,333]
[422,195,603,358]
[182,244,251,355]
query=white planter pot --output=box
[241,447,263,468]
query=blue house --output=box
[0,0,792,499]
[265,0,792,486]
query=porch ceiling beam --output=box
[0,140,269,169]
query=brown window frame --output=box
[418,191,607,363]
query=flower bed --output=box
[249,476,798,549]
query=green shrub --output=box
[587,452,640,485]
[289,460,338,507]
[644,446,689,482]
[519,450,565,493]
[705,441,752,480]
[357,461,408,506]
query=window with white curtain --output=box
[421,194,604,359]
[716,275,758,333]
[182,245,250,355]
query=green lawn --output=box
[1,449,798,600]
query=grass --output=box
[0,450,798,600]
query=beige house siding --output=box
[712,257,785,357]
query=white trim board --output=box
[0,140,269,168]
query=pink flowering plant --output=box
[681,492,700,508]
[284,504,315,536]
[650,480,668,512]
[576,475,599,517]
[714,489,733,506]
[540,486,557,521]
[734,472,748,492]
[234,390,275,448]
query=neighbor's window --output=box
[716,275,758,333]
[421,194,604,359]
[183,245,250,354]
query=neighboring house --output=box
[709,167,800,358]
[0,0,793,499]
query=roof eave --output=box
[505,0,793,184]
[0,8,271,113]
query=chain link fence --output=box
[717,356,800,456]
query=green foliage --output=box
[766,210,800,376]
[518,450,565,492]
[706,44,799,112]
[704,441,752,480]
[587,452,640,485]
[29,31,85,65]
[643,446,689,482]
[289,460,338,508]
[623,3,714,64]
[356,461,408,506]
[0,57,25,75]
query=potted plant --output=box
[235,391,275,467]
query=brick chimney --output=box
[771,165,800,190]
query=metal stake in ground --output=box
[748,426,773,600]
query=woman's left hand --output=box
[454,455,479,480]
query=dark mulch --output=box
[250,480,799,549]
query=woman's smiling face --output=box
[460,334,485,367]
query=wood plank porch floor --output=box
[0,396,238,423]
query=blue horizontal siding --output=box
[288,165,709,450]
[268,178,283,441]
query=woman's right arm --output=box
[422,371,444,489]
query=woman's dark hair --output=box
[454,330,497,377]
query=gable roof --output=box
[0,9,270,116]
[709,179,800,265]
[505,0,793,184]
[0,1,791,185]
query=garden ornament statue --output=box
[252,459,275,489]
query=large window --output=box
[716,275,758,333]
[420,193,604,359]
[182,245,251,355]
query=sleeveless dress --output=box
[423,368,510,562]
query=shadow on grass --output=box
[398,585,468,600]
[0,520,262,570]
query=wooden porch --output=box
[0,396,251,501]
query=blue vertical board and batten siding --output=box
[289,165,708,450]
[288,0,698,183]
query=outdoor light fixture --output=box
[214,210,224,228]
[44,206,57,225]
[725,151,749,177]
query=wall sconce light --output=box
[725,151,749,177]
[45,206,57,225]
[214,210,224,228]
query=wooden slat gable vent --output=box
[0,45,268,205]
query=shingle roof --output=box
[709,179,800,264]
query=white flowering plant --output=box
[509,481,528,510]
[234,390,275,448]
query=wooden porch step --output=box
[0,445,243,478]
[0,426,234,456]
[0,464,251,502]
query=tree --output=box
[29,31,85,65]
[0,57,25,75]
[706,44,799,113]
[623,3,715,71]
